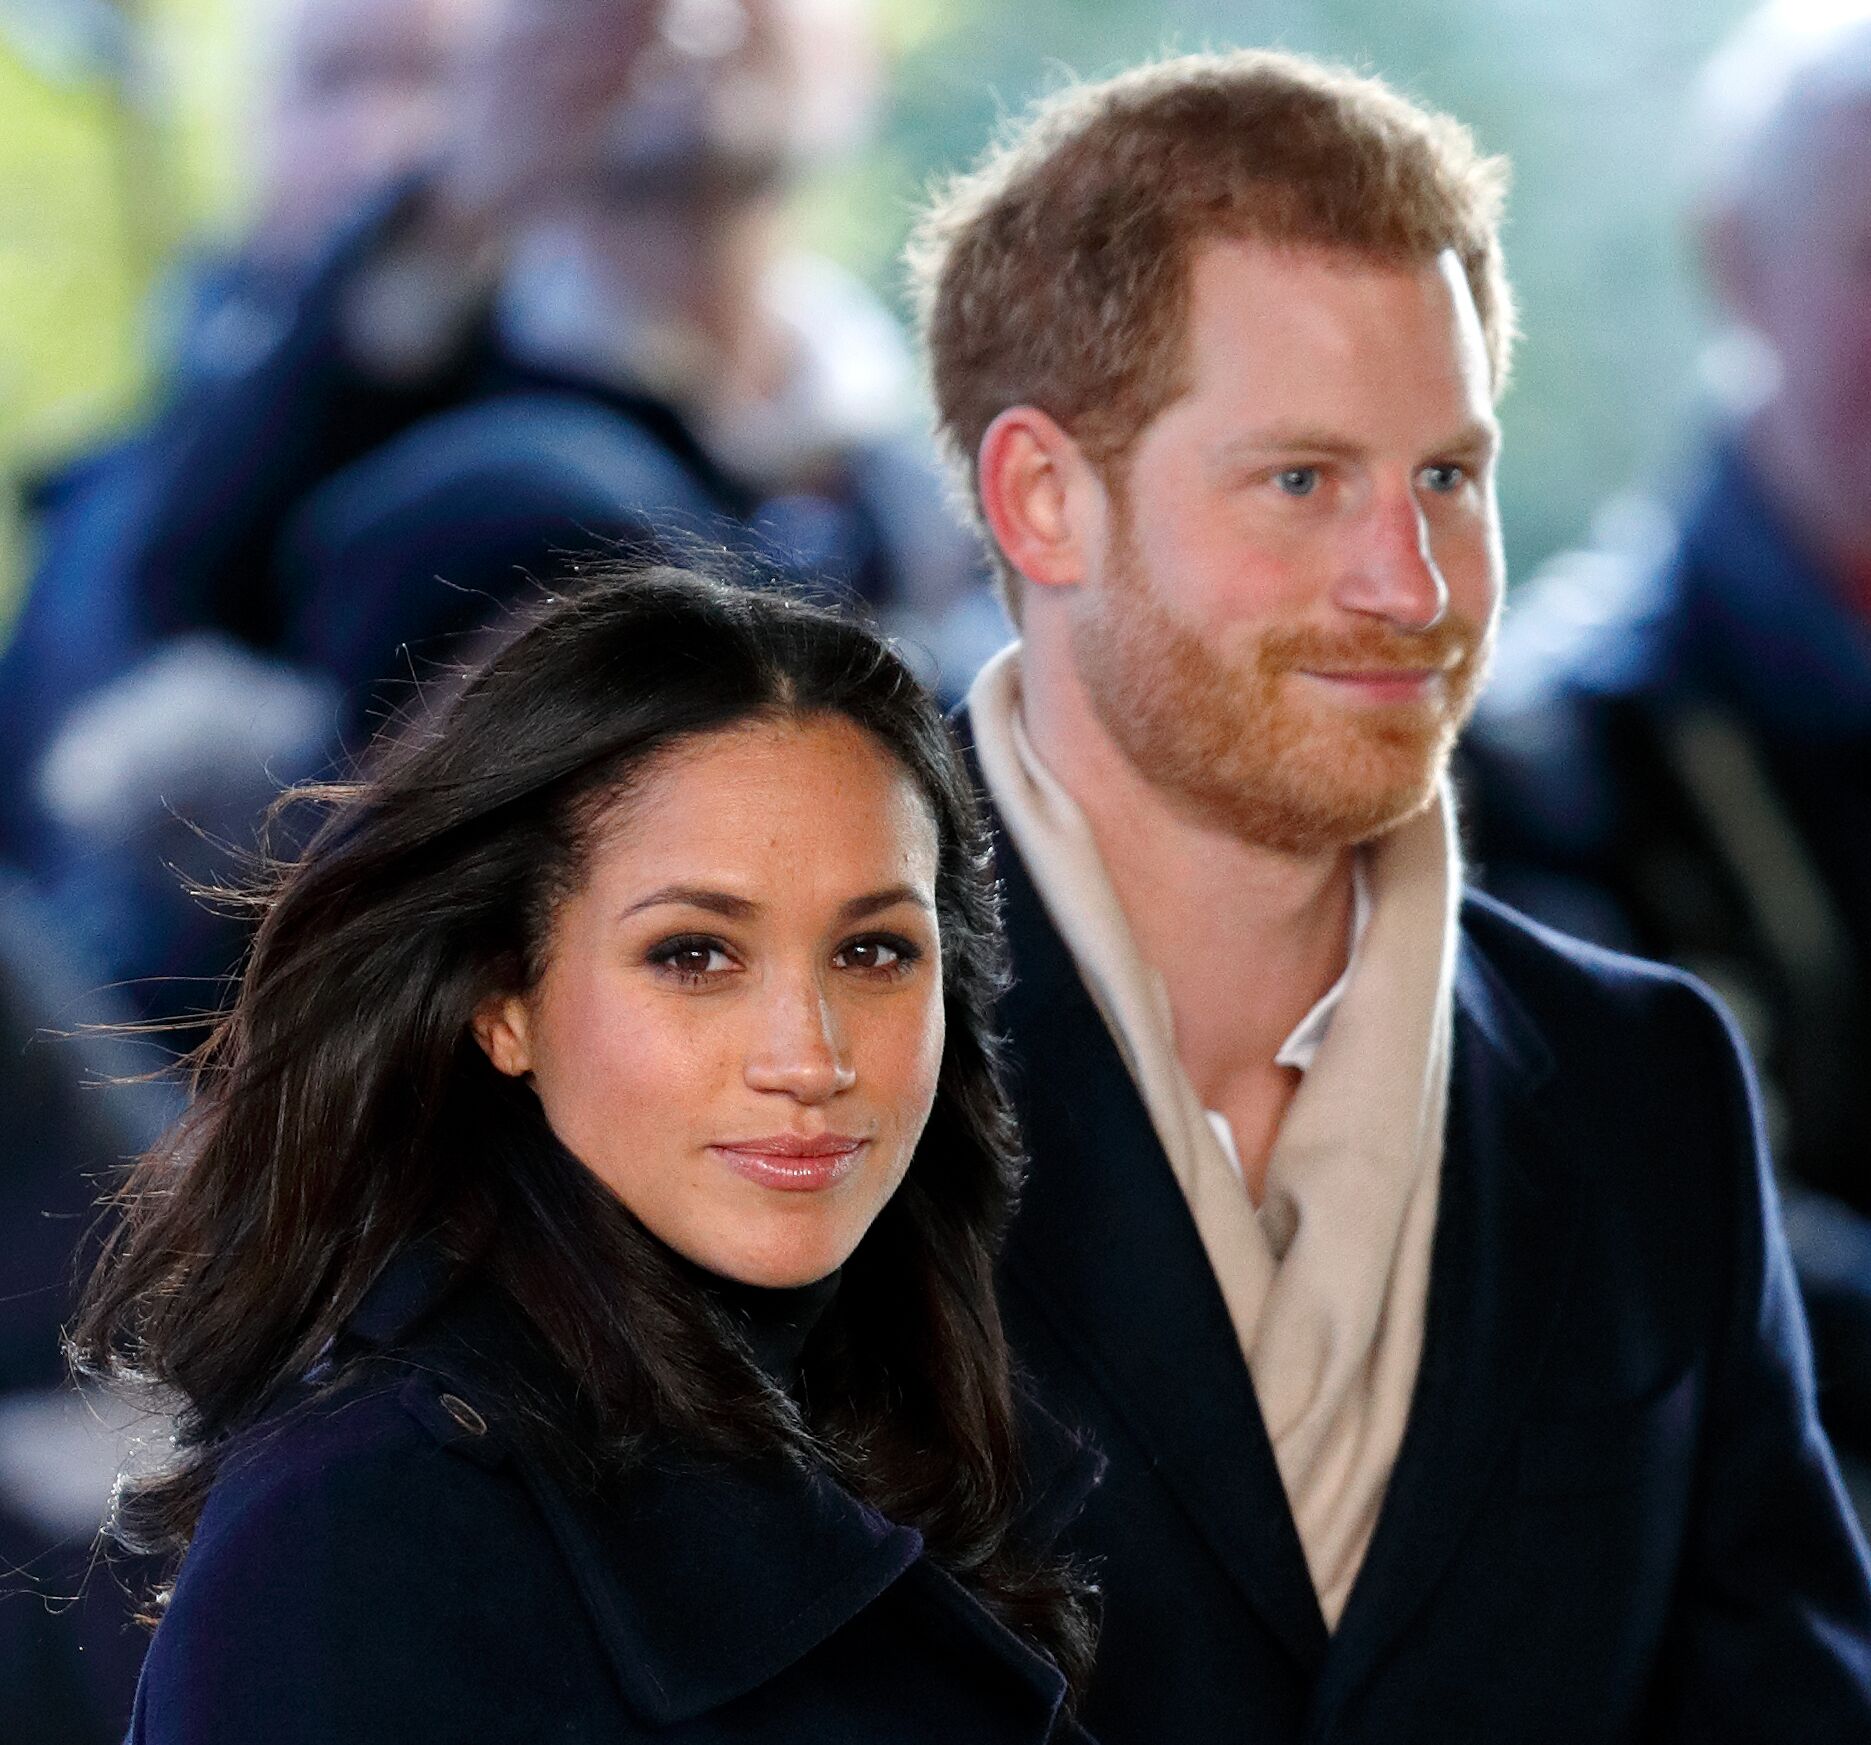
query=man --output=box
[1462,5,1871,1479]
[908,49,1871,1741]
[0,0,480,850]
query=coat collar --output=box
[344,1240,1095,1729]
[525,1400,1096,1728]
[1318,900,1578,1710]
[974,757,1582,1692]
[982,790,1334,1675]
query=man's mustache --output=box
[1257,615,1486,677]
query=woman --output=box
[74,568,1099,1744]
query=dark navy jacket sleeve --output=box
[128,1385,612,1745]
[1648,983,1871,1739]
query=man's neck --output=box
[1019,638,1357,1119]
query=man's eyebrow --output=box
[1212,428,1367,464]
[1211,419,1500,465]
[1434,420,1501,459]
[621,886,759,921]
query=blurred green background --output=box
[0,0,1754,630]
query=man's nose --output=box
[1335,484,1449,632]
[742,974,857,1103]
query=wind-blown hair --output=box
[73,566,1092,1691]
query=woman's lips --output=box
[710,1136,869,1192]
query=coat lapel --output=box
[990,810,1331,1677]
[1319,912,1582,1705]
[520,1445,924,1724]
[347,1242,1094,1732]
[520,1414,1098,1729]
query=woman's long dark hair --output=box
[72,567,1093,1691]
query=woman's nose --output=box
[742,977,856,1102]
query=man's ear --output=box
[977,406,1105,596]
[471,994,534,1079]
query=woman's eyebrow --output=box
[621,886,759,920]
[840,885,936,922]
[619,884,933,923]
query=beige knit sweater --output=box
[970,645,1460,1626]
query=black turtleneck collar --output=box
[701,1266,842,1391]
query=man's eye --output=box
[1421,463,1467,493]
[1274,467,1320,497]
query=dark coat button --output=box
[438,1392,488,1437]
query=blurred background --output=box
[10,1,1871,1740]
[0,0,1756,619]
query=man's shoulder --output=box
[1458,885,1751,1135]
[1460,883,1735,1038]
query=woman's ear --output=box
[471,994,535,1079]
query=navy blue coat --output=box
[127,1251,1101,1744]
[983,789,1871,1743]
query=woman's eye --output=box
[1273,467,1320,498]
[1421,463,1466,494]
[834,934,921,976]
[647,937,735,981]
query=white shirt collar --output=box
[1272,857,1373,1073]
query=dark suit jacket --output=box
[984,796,1871,1743]
[127,1248,1101,1744]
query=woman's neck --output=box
[696,1265,842,1391]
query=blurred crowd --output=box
[2,0,1871,1738]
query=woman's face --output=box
[475,715,945,1287]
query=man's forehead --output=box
[1173,239,1494,412]
[1184,235,1478,313]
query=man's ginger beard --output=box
[1070,523,1492,856]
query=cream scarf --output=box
[970,645,1460,1626]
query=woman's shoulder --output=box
[178,1243,560,1560]
[139,1363,609,1743]
[192,1358,523,1553]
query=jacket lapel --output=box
[521,1420,1098,1728]
[348,1244,1093,1731]
[521,1445,924,1724]
[991,809,1331,1677]
[1319,911,1582,1706]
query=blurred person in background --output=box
[0,0,485,1005]
[271,0,989,725]
[1,0,988,1027]
[1461,2,1871,1494]
[0,5,513,1739]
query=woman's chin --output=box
[678,1224,856,1290]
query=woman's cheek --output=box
[889,996,946,1142]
